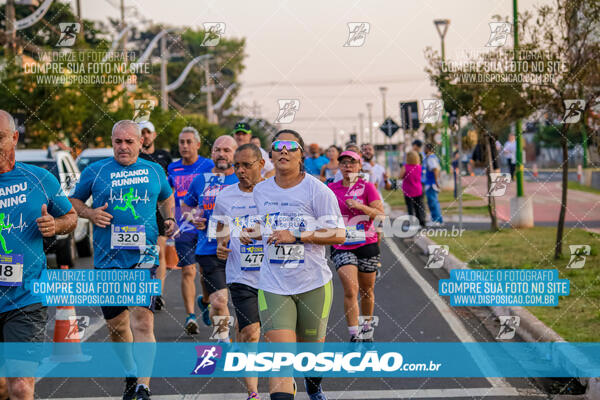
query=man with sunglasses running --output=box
[213,143,265,400]
[242,130,345,400]
[232,122,275,178]
[183,136,238,342]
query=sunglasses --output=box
[271,140,303,152]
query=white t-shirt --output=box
[362,162,386,189]
[503,140,516,163]
[253,174,344,295]
[260,148,274,177]
[213,184,262,288]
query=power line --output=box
[243,75,425,88]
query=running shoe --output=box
[350,334,360,342]
[133,385,151,400]
[185,315,199,335]
[154,295,165,311]
[246,392,260,400]
[360,325,374,342]
[304,378,327,400]
[122,377,137,400]
[197,295,212,326]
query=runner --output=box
[318,145,340,184]
[138,121,173,311]
[232,122,275,178]
[423,143,443,226]
[304,143,328,177]
[0,110,77,400]
[241,130,345,400]
[360,143,391,191]
[70,120,175,400]
[250,135,262,148]
[328,150,384,342]
[167,127,214,334]
[183,136,239,341]
[213,143,265,400]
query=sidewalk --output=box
[451,176,600,227]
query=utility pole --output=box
[5,0,16,58]
[160,34,168,110]
[513,0,524,197]
[358,112,364,145]
[76,0,82,18]
[380,87,389,173]
[366,102,373,144]
[204,58,216,123]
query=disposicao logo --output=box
[191,345,222,375]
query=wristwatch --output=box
[290,228,303,242]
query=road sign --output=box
[400,102,420,131]
[379,118,399,138]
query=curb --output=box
[411,233,599,400]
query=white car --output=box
[76,147,114,172]
[15,149,93,267]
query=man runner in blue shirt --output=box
[70,120,175,400]
[0,110,77,400]
[167,127,214,333]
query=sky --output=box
[75,0,549,146]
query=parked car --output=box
[15,149,93,267]
[76,148,113,172]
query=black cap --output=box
[234,122,252,134]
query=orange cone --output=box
[45,265,90,363]
[533,163,538,178]
[166,239,180,270]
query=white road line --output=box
[43,386,546,400]
[384,238,509,389]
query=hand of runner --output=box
[216,237,231,260]
[89,202,113,228]
[164,219,176,237]
[193,216,207,230]
[345,199,363,210]
[36,204,56,237]
[240,226,261,245]
[267,230,296,245]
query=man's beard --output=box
[142,142,152,150]
[362,154,373,162]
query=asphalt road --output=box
[34,237,558,400]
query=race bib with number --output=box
[268,244,305,268]
[240,244,264,271]
[0,254,24,286]
[111,225,146,249]
[344,225,366,245]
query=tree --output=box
[518,0,600,258]
[425,43,533,230]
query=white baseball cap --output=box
[138,121,155,132]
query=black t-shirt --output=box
[139,149,172,175]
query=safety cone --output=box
[577,164,584,184]
[166,238,180,270]
[532,163,538,178]
[44,265,91,363]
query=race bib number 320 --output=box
[111,225,146,249]
[0,254,23,286]
[240,244,264,271]
[268,244,304,268]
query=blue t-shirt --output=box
[0,163,72,313]
[70,157,172,269]
[183,172,239,255]
[304,155,329,176]
[167,157,214,242]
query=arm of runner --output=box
[267,227,345,245]
[158,194,176,236]
[240,222,262,245]
[69,199,113,228]
[215,222,231,260]
[37,204,78,237]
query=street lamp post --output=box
[366,102,374,144]
[358,112,364,144]
[380,87,389,173]
[434,19,451,174]
[513,0,525,197]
